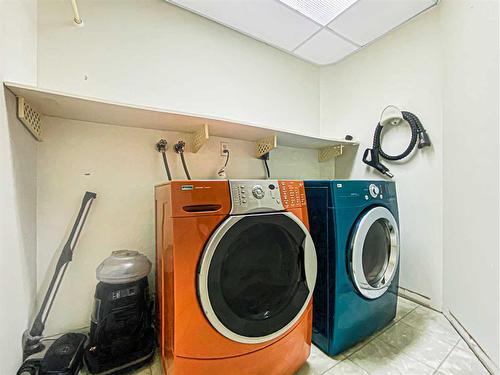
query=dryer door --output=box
[350,206,399,300]
[197,212,316,344]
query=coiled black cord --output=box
[373,111,428,160]
[363,111,431,178]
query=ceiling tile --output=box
[277,0,360,26]
[168,0,321,51]
[294,29,358,65]
[328,0,437,46]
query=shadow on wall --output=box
[334,144,360,179]
[5,88,38,317]
[2,88,38,370]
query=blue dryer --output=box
[304,180,400,356]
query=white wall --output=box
[320,8,444,308]
[320,0,500,367]
[441,0,499,369]
[0,0,38,372]
[37,0,320,136]
[37,116,326,333]
[27,0,500,367]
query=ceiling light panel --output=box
[277,0,360,26]
[328,0,437,46]
[294,29,358,65]
[168,0,321,51]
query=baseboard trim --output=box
[443,309,499,375]
[397,287,432,308]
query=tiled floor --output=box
[101,297,489,375]
[295,298,490,375]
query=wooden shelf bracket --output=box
[190,123,209,153]
[318,145,343,162]
[17,96,42,141]
[255,134,277,158]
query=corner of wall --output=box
[0,0,38,372]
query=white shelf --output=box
[4,81,358,150]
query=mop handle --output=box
[29,191,97,338]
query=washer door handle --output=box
[302,233,317,293]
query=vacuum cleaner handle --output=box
[59,191,97,263]
[25,192,97,354]
[362,148,394,178]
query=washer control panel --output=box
[279,180,306,209]
[334,181,394,203]
[229,180,284,214]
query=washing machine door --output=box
[350,206,399,300]
[197,212,317,344]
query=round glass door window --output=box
[350,206,399,299]
[197,212,316,344]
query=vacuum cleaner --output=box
[84,250,155,374]
[17,191,97,375]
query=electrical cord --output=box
[260,152,271,179]
[363,111,431,178]
[156,139,172,181]
[174,140,191,180]
[217,149,230,178]
[264,159,270,179]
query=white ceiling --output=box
[166,0,437,65]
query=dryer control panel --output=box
[279,180,306,209]
[229,180,284,215]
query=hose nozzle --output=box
[418,131,431,149]
[362,148,394,179]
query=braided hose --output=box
[374,111,427,160]
[174,140,191,180]
[179,152,191,180]
[363,111,431,178]
[156,139,172,181]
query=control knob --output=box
[369,184,380,198]
[252,185,265,199]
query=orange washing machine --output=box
[155,180,317,375]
